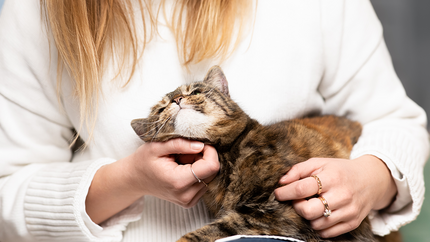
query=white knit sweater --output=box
[0,0,428,241]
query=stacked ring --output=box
[319,196,331,217]
[311,175,331,217]
[311,175,323,195]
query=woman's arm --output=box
[85,140,219,224]
[276,0,429,238]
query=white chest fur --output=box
[174,109,214,138]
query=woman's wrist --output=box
[355,155,397,210]
[85,155,145,224]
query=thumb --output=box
[150,138,204,157]
[279,158,325,185]
[187,145,219,181]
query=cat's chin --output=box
[174,109,214,138]
[142,133,213,144]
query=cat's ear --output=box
[131,118,153,142]
[131,118,185,142]
[203,65,229,96]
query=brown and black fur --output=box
[131,66,394,242]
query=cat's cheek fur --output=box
[174,109,214,138]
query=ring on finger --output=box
[311,175,323,195]
[318,196,331,217]
[190,164,208,187]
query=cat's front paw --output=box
[177,232,219,242]
[176,234,200,242]
[176,238,189,242]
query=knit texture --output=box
[122,197,212,242]
[351,125,428,235]
[23,159,143,241]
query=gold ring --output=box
[318,196,331,217]
[190,165,208,187]
[311,175,323,195]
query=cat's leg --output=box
[177,204,377,242]
[176,212,259,242]
[176,214,377,242]
[176,210,310,242]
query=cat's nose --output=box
[173,96,183,105]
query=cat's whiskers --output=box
[141,123,162,136]
[139,118,170,138]
[151,115,173,142]
[138,118,164,125]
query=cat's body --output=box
[131,66,378,242]
[190,116,372,242]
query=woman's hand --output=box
[127,138,219,207]
[274,155,397,238]
[86,138,219,224]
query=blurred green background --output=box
[400,160,430,241]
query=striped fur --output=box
[131,66,383,242]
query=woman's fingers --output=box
[279,158,326,184]
[181,183,209,208]
[312,215,363,238]
[131,139,220,208]
[275,176,324,201]
[292,197,327,220]
[145,139,219,185]
[275,156,387,238]
[168,146,219,207]
[176,154,201,164]
[275,158,335,201]
[172,145,219,187]
[149,138,204,157]
[173,180,208,208]
[188,145,220,182]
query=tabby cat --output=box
[131,66,377,242]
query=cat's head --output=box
[131,66,249,146]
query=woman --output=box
[0,0,428,241]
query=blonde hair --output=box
[40,0,252,144]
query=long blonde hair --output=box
[40,0,252,143]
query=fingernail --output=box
[190,142,204,151]
[280,175,288,183]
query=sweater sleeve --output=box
[0,0,143,241]
[319,0,429,236]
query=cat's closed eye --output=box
[156,107,166,114]
[190,89,201,95]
